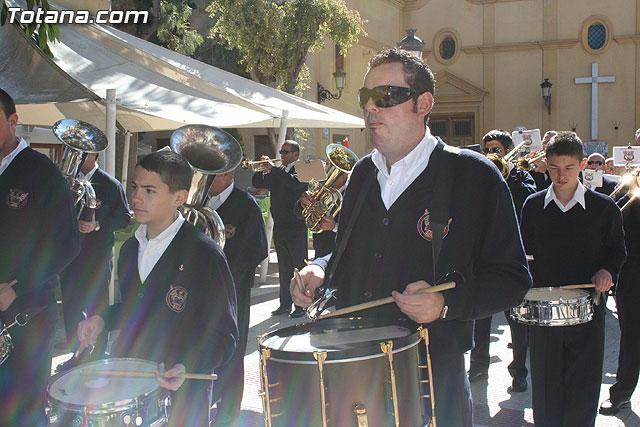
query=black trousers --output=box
[212,271,253,425]
[470,312,528,378]
[168,379,213,426]
[0,303,57,426]
[274,228,307,310]
[430,350,473,427]
[529,306,605,427]
[609,262,640,403]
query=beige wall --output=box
[308,0,640,157]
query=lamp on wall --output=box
[540,78,552,115]
[397,29,425,58]
[317,69,347,103]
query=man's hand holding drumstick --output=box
[291,265,451,324]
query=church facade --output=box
[306,0,640,159]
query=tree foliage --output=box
[1,0,59,55]
[207,0,365,95]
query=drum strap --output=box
[326,164,375,285]
[429,142,457,283]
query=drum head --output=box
[526,287,589,301]
[260,317,420,362]
[48,358,159,409]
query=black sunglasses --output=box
[587,160,603,166]
[483,147,504,154]
[358,85,423,109]
[279,149,295,154]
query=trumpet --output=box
[240,158,282,171]
[503,140,529,162]
[487,153,510,179]
[517,151,546,171]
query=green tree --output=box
[208,0,364,93]
[207,0,365,146]
[1,0,59,54]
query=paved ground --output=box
[52,249,640,426]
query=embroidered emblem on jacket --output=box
[6,189,28,209]
[417,209,452,242]
[225,224,236,239]
[166,286,188,313]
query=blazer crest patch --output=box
[417,209,452,242]
[6,188,28,209]
[166,285,188,313]
[225,224,236,239]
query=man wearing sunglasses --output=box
[584,152,618,195]
[291,48,531,426]
[252,140,309,318]
[470,129,536,393]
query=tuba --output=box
[53,119,108,221]
[303,144,358,233]
[170,125,243,248]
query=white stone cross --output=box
[574,63,615,141]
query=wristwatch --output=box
[438,304,449,320]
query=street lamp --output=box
[397,29,425,58]
[540,78,552,115]
[317,69,347,103]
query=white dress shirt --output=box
[371,126,438,210]
[0,137,28,176]
[544,182,587,212]
[78,163,99,181]
[135,212,185,282]
[205,181,234,211]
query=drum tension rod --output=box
[419,328,437,427]
[354,403,369,427]
[314,350,329,427]
[380,341,400,427]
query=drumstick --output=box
[293,268,306,293]
[317,281,456,320]
[560,284,596,290]
[80,369,217,381]
[0,280,18,296]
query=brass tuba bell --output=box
[53,119,108,221]
[170,125,243,248]
[303,144,358,233]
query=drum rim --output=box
[525,286,591,301]
[47,357,161,413]
[259,317,422,362]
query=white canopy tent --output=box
[2,0,364,132]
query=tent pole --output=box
[259,110,290,284]
[105,89,117,176]
[122,131,131,186]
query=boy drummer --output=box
[520,131,626,426]
[78,151,238,426]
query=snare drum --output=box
[0,325,13,365]
[258,317,432,427]
[511,287,593,326]
[47,358,169,426]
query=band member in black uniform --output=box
[520,132,626,426]
[600,179,640,415]
[59,152,131,353]
[0,88,81,425]
[291,49,531,426]
[252,141,308,318]
[78,151,238,426]
[470,130,536,392]
[206,171,268,426]
[583,152,618,195]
